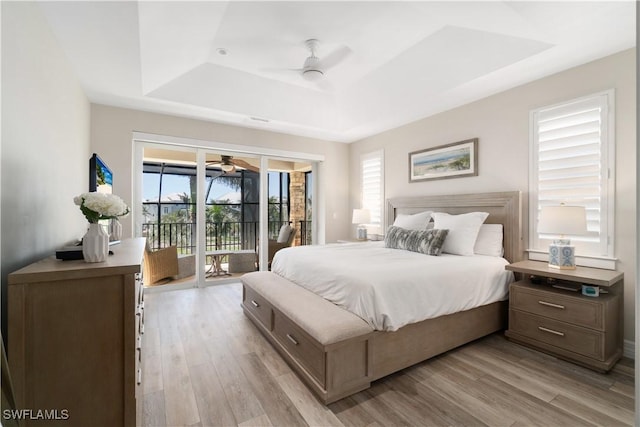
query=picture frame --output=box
[409,138,478,182]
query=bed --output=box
[241,191,522,403]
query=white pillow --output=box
[474,224,504,257]
[277,224,293,243]
[432,212,489,256]
[392,211,432,230]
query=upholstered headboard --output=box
[386,191,522,263]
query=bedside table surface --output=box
[506,260,623,287]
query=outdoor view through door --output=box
[141,147,313,287]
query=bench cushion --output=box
[242,271,373,345]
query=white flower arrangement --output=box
[74,192,130,223]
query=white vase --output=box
[83,223,109,262]
[109,218,122,241]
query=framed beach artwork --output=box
[409,138,478,182]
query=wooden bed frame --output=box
[242,191,522,403]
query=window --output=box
[529,91,614,263]
[361,150,384,229]
[268,171,290,236]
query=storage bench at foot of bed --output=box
[241,271,375,404]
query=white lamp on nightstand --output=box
[352,209,371,241]
[538,204,587,270]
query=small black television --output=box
[89,153,113,193]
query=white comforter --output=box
[271,242,513,331]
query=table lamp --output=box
[352,209,371,240]
[538,205,587,269]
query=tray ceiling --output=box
[38,1,635,143]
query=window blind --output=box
[531,92,613,257]
[361,151,384,226]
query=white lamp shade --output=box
[538,205,587,236]
[352,209,371,225]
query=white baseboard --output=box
[623,339,635,359]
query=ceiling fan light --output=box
[221,163,235,172]
[303,69,323,81]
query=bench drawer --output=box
[243,286,272,330]
[510,310,604,360]
[510,285,603,330]
[273,310,325,386]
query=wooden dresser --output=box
[8,238,145,426]
[505,260,623,372]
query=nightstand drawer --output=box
[510,284,603,330]
[510,310,604,360]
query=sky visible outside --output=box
[143,172,283,202]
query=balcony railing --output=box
[142,221,312,253]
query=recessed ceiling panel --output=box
[36,1,636,142]
[148,62,342,131]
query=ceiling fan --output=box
[271,39,352,83]
[206,155,259,174]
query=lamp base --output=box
[356,226,368,241]
[548,240,576,270]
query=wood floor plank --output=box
[514,358,636,422]
[383,373,489,427]
[327,396,378,427]
[237,414,273,427]
[159,322,200,426]
[237,353,309,427]
[477,374,598,426]
[189,361,238,427]
[178,318,211,367]
[141,284,635,427]
[275,372,344,427]
[142,326,163,394]
[549,394,629,427]
[610,381,635,399]
[206,338,267,424]
[142,390,166,427]
[341,385,414,426]
[365,379,454,426]
[452,346,560,402]
[416,370,517,426]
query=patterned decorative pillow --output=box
[384,226,449,256]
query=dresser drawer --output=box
[510,310,604,360]
[510,284,603,330]
[243,286,273,330]
[273,311,325,386]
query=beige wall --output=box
[1,2,91,336]
[349,49,636,342]
[90,104,350,244]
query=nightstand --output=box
[505,260,623,372]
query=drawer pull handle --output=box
[137,368,142,385]
[286,334,299,346]
[538,326,565,337]
[538,300,565,310]
[251,300,260,308]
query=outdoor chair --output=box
[143,245,179,285]
[267,224,297,267]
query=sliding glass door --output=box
[134,136,320,290]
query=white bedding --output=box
[271,242,514,331]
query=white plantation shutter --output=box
[530,91,614,258]
[361,150,384,226]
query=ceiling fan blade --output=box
[319,45,352,71]
[232,159,260,173]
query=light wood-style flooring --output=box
[142,283,635,427]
